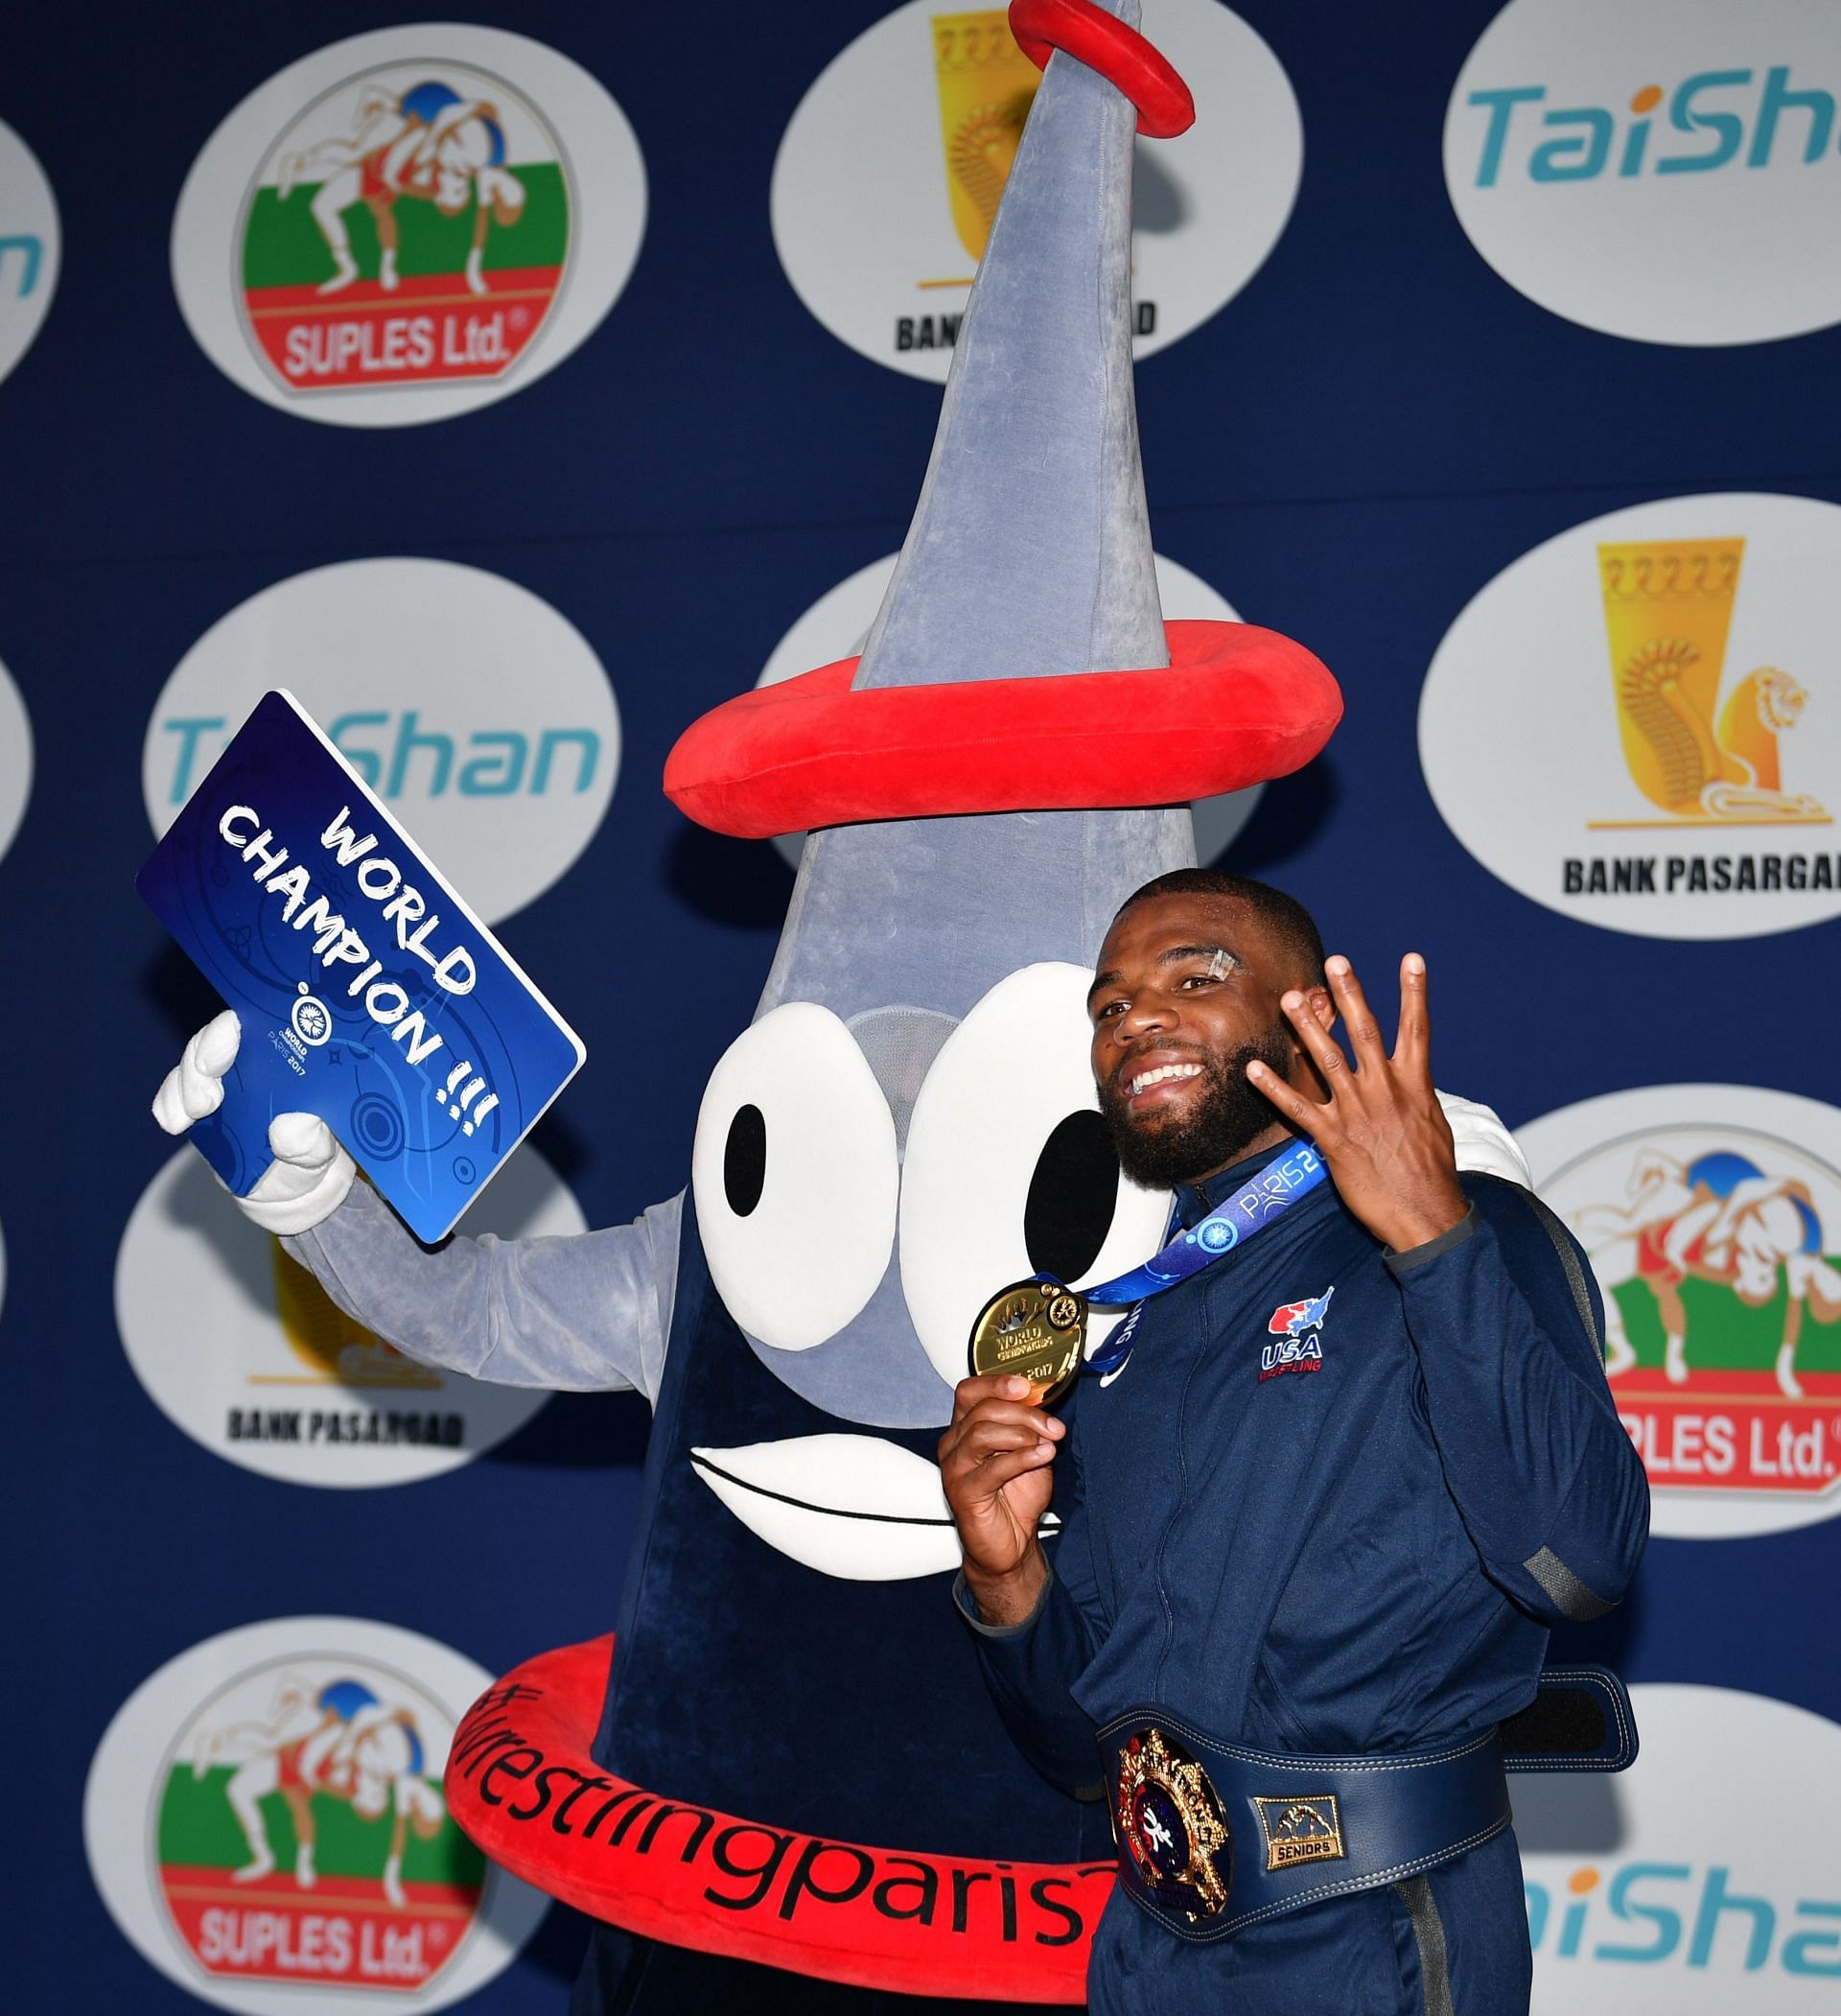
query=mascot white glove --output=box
[151,1009,357,1235]
[1437,1090,1531,1188]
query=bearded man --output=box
[939,869,1648,2016]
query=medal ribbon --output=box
[1080,1140,1327,1376]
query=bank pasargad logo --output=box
[0,118,59,390]
[1521,1684,1841,2009]
[86,1619,547,2012]
[757,551,1263,866]
[144,558,620,927]
[771,0,1301,384]
[1519,1083,1841,1540]
[1445,0,1841,346]
[113,1143,585,1488]
[1418,493,1841,942]
[1597,537,1824,836]
[174,26,644,427]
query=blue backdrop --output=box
[5,0,1839,2006]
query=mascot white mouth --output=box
[690,1434,1063,1582]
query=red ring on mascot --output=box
[1009,0,1196,137]
[446,1638,1113,2000]
[664,624,1343,840]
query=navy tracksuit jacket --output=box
[959,1144,1651,2014]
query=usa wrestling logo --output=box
[1261,1286,1333,1380]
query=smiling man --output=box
[939,867,1649,2016]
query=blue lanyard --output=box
[1082,1141,1327,1376]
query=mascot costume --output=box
[156,3,1532,2005]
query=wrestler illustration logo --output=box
[1573,1143,1841,1402]
[1520,1095,1841,1524]
[1597,537,1827,828]
[238,62,571,394]
[154,1654,486,1990]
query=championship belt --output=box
[1097,1712,1511,1943]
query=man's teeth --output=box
[1130,1063,1203,1095]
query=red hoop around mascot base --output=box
[664,622,1342,840]
[446,1637,1111,2001]
[1009,0,1196,138]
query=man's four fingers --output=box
[1323,956,1389,1070]
[1394,951,1432,1075]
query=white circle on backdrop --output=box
[0,118,59,388]
[771,0,1302,382]
[1519,1081,1841,1539]
[171,23,645,425]
[757,551,1262,865]
[1446,0,1841,346]
[114,1142,584,1488]
[84,1616,548,2012]
[144,558,619,926]
[1518,1685,1841,2008]
[0,649,34,868]
[1419,492,1841,940]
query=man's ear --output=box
[1303,984,1336,1035]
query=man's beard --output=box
[1098,1022,1298,1190]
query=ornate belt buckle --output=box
[1114,1726,1233,1921]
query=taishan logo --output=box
[143,559,621,928]
[1528,1860,1841,1981]
[239,65,570,394]
[1521,1685,1841,2012]
[173,25,645,426]
[85,1619,547,2011]
[0,117,59,391]
[1444,0,1841,346]
[1418,494,1841,942]
[1519,1084,1841,1540]
[771,0,1301,384]
[1464,66,1839,190]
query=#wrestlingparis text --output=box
[450,1696,1107,1944]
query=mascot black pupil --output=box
[723,1103,767,1217]
[1025,1109,1120,1285]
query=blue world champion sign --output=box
[137,690,585,1242]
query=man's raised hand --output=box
[151,1010,358,1236]
[1247,953,1470,1255]
[938,1375,1064,1627]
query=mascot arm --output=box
[156,1013,679,1400]
[284,1182,682,1402]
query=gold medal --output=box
[967,1278,1088,1405]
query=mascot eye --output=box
[898,964,1172,1389]
[692,1003,898,1353]
[1025,1110,1121,1284]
